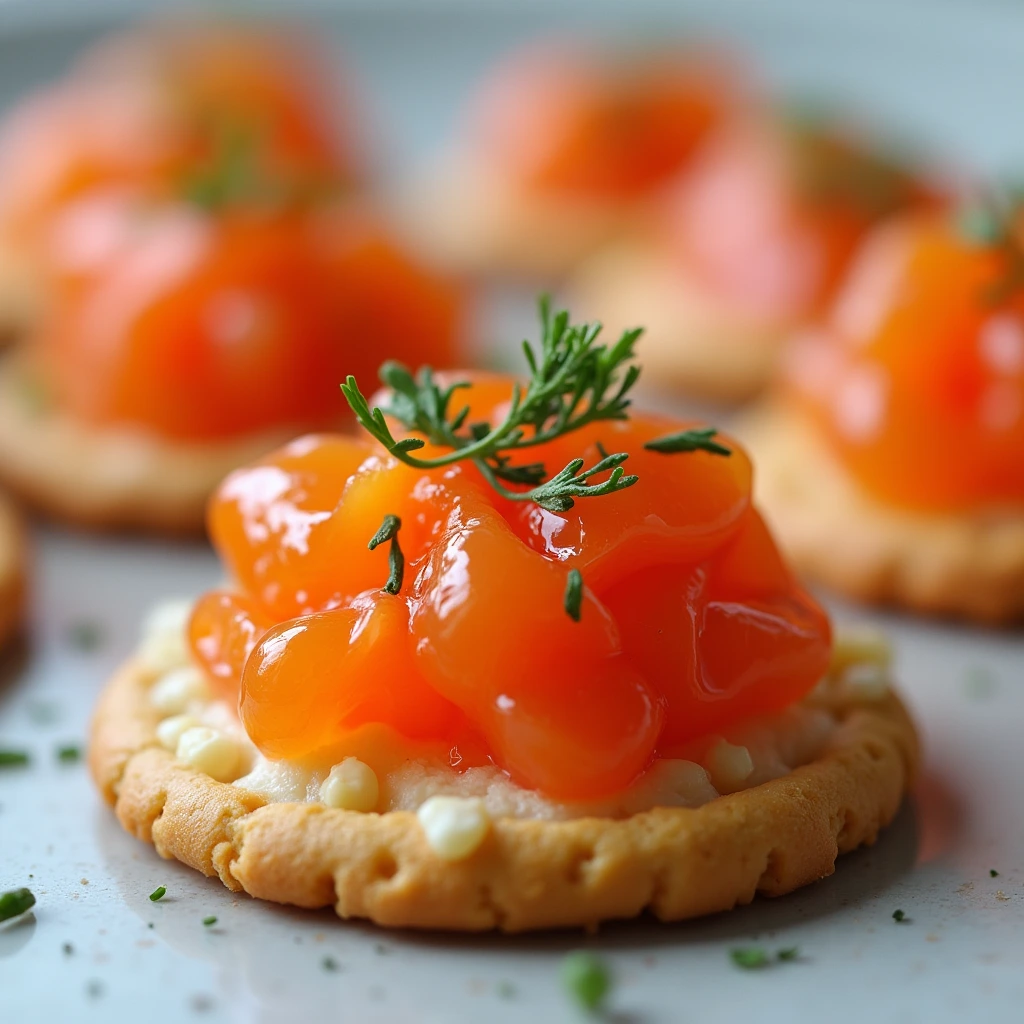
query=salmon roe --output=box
[666,116,940,321]
[192,373,832,801]
[786,212,1024,512]
[468,44,735,199]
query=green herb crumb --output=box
[149,886,167,902]
[496,981,516,1000]
[561,951,610,1012]
[202,916,217,927]
[67,621,104,652]
[730,947,770,969]
[0,887,36,923]
[892,909,908,923]
[62,942,74,956]
[0,749,30,768]
[991,869,1000,878]
[56,744,82,764]
[322,956,339,972]
[776,947,800,962]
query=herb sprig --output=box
[368,515,405,595]
[341,298,728,512]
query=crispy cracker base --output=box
[91,656,919,932]
[745,403,1024,624]
[0,356,303,535]
[0,489,26,648]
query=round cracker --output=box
[0,489,26,648]
[0,356,302,535]
[743,403,1024,624]
[90,656,919,932]
[568,243,788,404]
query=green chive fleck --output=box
[202,916,217,927]
[776,947,800,962]
[564,568,584,623]
[991,869,1000,878]
[322,956,339,972]
[561,951,610,1012]
[496,980,516,999]
[149,886,167,903]
[0,749,30,768]
[56,744,81,764]
[67,621,104,652]
[0,887,36,924]
[730,947,770,969]
[892,908,907,923]
[644,427,732,457]
[368,514,404,596]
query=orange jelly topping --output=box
[787,213,1024,512]
[193,374,831,800]
[468,45,735,199]
[667,116,940,321]
[33,206,460,441]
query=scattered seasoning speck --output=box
[56,744,82,764]
[496,981,516,999]
[730,947,770,970]
[776,947,801,962]
[0,749,30,768]
[0,887,36,923]
[964,667,996,699]
[990,869,1000,878]
[375,942,390,955]
[202,916,217,927]
[62,942,74,956]
[189,994,214,1014]
[147,922,155,929]
[561,951,610,1012]
[149,886,167,902]
[893,909,908,923]
[86,979,104,999]
[67,621,104,652]
[26,701,59,725]
[322,956,339,972]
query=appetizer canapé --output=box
[401,42,738,278]
[0,29,461,533]
[90,302,918,931]
[748,208,1024,621]
[571,110,942,402]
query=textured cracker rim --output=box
[0,355,308,535]
[90,657,919,932]
[744,402,1024,624]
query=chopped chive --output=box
[0,749,30,767]
[561,951,610,1012]
[990,869,1000,878]
[67,621,104,652]
[149,886,167,902]
[892,908,907,923]
[730,947,770,969]
[202,916,217,927]
[62,942,74,955]
[56,744,82,764]
[496,980,516,999]
[322,956,339,972]
[564,568,583,622]
[0,887,36,923]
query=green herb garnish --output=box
[0,749,30,767]
[0,887,35,924]
[564,569,583,622]
[892,908,907,923]
[67,621,103,652]
[56,744,81,764]
[342,298,728,516]
[730,947,770,969]
[368,515,404,595]
[322,956,339,972]
[62,942,74,955]
[730,946,801,969]
[643,427,731,457]
[561,951,610,1013]
[496,980,516,999]
[202,916,217,927]
[991,869,1000,878]
[149,886,167,903]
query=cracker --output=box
[90,656,919,932]
[0,490,26,648]
[0,356,300,535]
[568,243,788,403]
[744,403,1024,624]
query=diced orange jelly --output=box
[787,213,1024,511]
[195,373,832,800]
[667,118,940,321]
[469,45,734,199]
